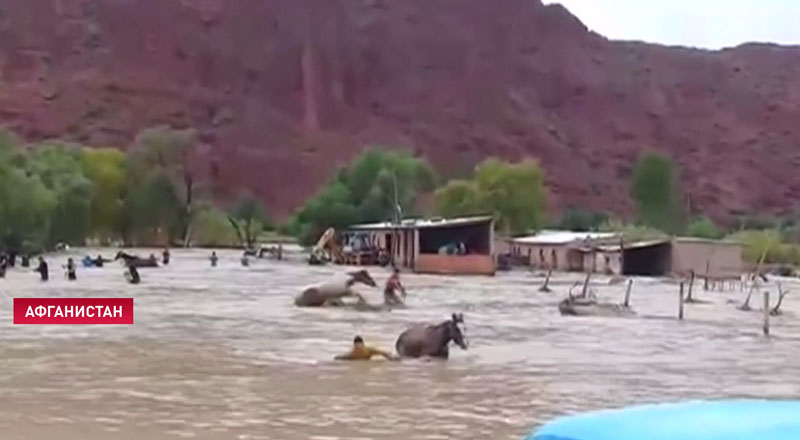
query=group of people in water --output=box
[0,248,172,283]
[1,247,287,284]
[3,246,464,362]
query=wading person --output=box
[0,254,7,279]
[383,267,406,306]
[162,247,170,265]
[334,336,397,361]
[210,251,218,267]
[35,256,49,281]
[64,258,77,281]
[125,265,140,284]
[241,253,249,267]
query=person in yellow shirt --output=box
[335,336,398,361]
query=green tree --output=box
[227,194,269,249]
[0,165,57,251]
[290,149,436,245]
[347,149,436,221]
[434,180,483,218]
[27,144,94,245]
[687,217,721,239]
[631,151,683,233]
[435,158,548,235]
[81,148,126,241]
[118,152,183,245]
[290,181,360,246]
[135,126,200,245]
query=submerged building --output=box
[507,231,743,278]
[345,215,496,275]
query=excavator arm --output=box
[311,228,345,263]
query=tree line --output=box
[0,128,268,253]
[288,148,800,266]
[2,124,795,267]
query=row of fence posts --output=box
[678,276,770,336]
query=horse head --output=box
[348,269,377,287]
[447,313,468,350]
[114,251,125,260]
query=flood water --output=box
[1,247,799,440]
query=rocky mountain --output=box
[1,0,799,221]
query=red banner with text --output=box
[13,298,134,325]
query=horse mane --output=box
[430,318,459,335]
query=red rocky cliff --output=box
[1,0,799,221]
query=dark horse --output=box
[395,313,468,359]
[114,251,159,268]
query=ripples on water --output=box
[1,248,800,439]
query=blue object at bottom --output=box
[527,400,800,440]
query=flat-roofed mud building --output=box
[346,216,495,275]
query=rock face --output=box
[1,0,799,220]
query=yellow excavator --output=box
[308,227,344,265]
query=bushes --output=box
[687,217,722,239]
[556,208,609,232]
[191,208,240,247]
[726,229,800,266]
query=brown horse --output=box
[294,270,377,307]
[395,313,468,359]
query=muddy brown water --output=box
[1,248,799,440]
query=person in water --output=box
[162,247,170,265]
[65,258,77,281]
[21,254,30,268]
[210,251,218,267]
[334,336,397,361]
[241,253,249,267]
[0,254,7,278]
[95,255,105,267]
[383,267,406,306]
[126,265,141,284]
[35,256,49,281]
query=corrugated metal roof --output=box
[593,239,671,252]
[510,230,618,245]
[347,215,494,231]
[673,236,742,246]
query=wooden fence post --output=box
[539,269,552,292]
[763,291,770,336]
[678,282,685,320]
[623,279,633,308]
[686,271,695,302]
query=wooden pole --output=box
[678,282,685,320]
[686,270,695,302]
[580,272,591,298]
[763,291,770,336]
[623,279,633,308]
[539,269,552,292]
